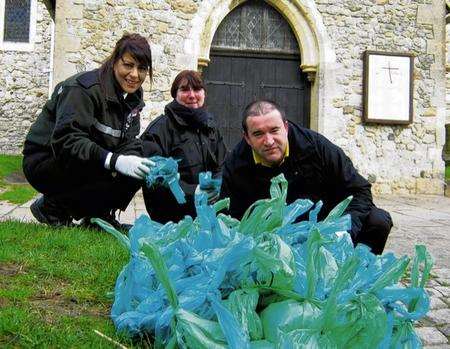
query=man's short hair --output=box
[241,100,286,133]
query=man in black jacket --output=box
[220,100,392,254]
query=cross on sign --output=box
[382,61,399,84]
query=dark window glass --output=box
[4,0,31,43]
[211,0,299,54]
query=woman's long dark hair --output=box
[99,33,152,93]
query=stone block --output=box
[425,309,450,325]
[428,279,442,287]
[70,5,84,19]
[423,107,437,117]
[157,22,169,33]
[175,54,195,69]
[343,106,354,114]
[435,286,450,298]
[416,178,444,195]
[416,327,448,346]
[62,35,82,53]
[430,296,448,310]
[169,0,198,14]
[1,207,35,223]
[372,183,392,195]
[441,325,450,338]
[426,288,445,298]
[423,344,450,349]
[433,269,450,280]
[0,202,16,216]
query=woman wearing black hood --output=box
[141,70,227,223]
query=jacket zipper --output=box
[118,100,129,141]
[197,129,207,171]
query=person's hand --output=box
[195,184,220,204]
[115,155,154,180]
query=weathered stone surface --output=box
[0,0,52,153]
[433,269,450,280]
[426,309,450,326]
[430,296,448,311]
[0,0,446,196]
[440,325,450,338]
[435,286,450,298]
[416,327,448,346]
[416,178,444,195]
[169,0,198,14]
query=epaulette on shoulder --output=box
[76,70,99,88]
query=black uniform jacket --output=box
[220,121,374,239]
[141,102,228,223]
[23,68,144,169]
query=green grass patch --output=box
[0,154,36,205]
[446,165,450,181]
[0,221,146,348]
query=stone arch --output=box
[189,0,336,132]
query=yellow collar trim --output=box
[252,142,289,167]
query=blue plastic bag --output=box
[101,173,433,348]
[145,155,186,204]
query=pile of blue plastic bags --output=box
[96,163,433,348]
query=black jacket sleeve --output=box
[316,134,374,238]
[219,154,243,218]
[51,86,109,167]
[219,159,232,197]
[211,129,228,179]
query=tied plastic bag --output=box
[102,173,434,348]
[195,171,222,205]
[145,155,186,204]
[199,171,222,192]
[141,240,250,349]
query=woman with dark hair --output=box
[23,33,153,229]
[141,70,227,223]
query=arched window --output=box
[211,0,299,55]
[0,0,37,51]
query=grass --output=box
[446,165,450,181]
[0,221,148,348]
[0,155,36,205]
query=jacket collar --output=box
[165,101,217,129]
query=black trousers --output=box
[23,152,141,219]
[354,207,393,255]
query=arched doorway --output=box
[202,0,311,148]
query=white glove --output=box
[195,184,220,204]
[115,155,154,180]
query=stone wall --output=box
[315,0,446,195]
[447,1,450,125]
[1,0,447,195]
[0,0,53,154]
[53,0,203,129]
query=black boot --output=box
[30,196,73,227]
[80,210,132,233]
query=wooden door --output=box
[202,0,310,149]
